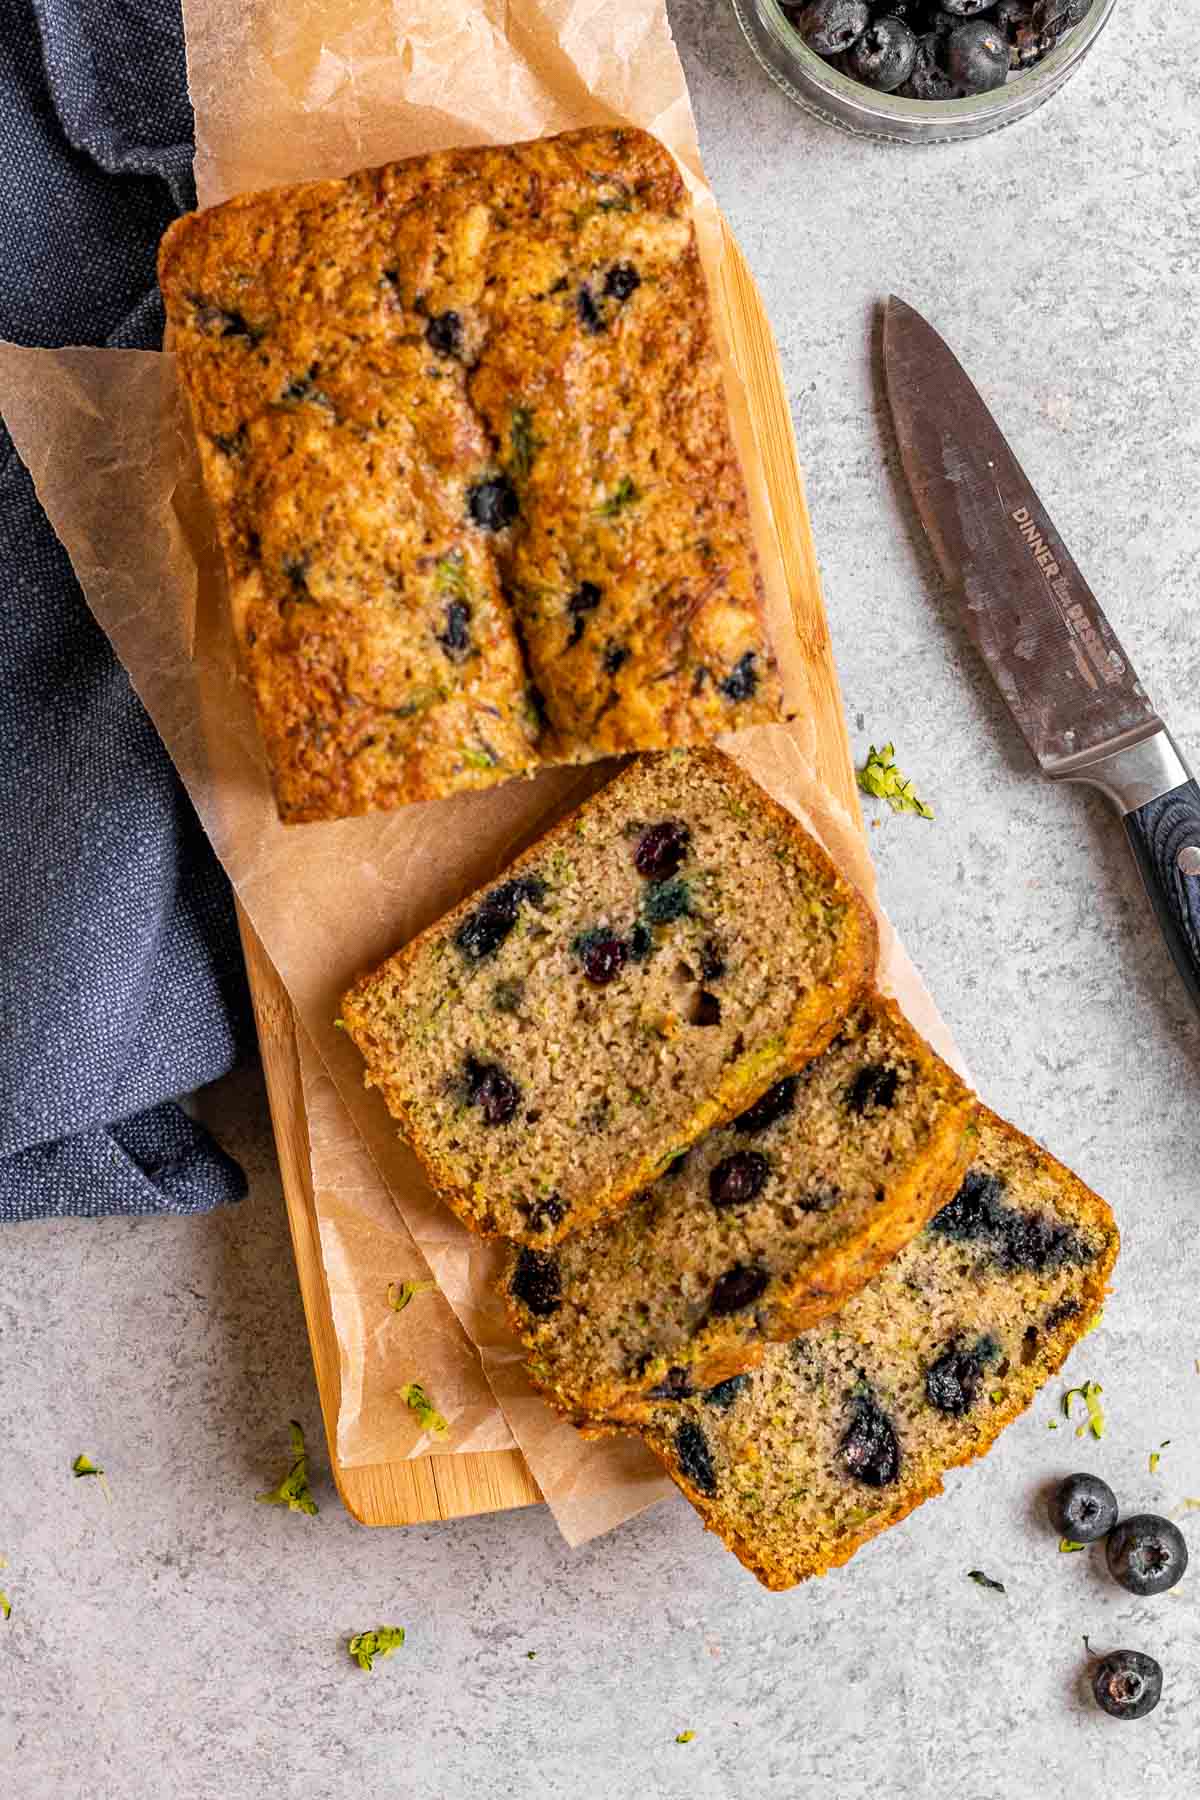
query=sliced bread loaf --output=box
[504,995,975,1418]
[638,1107,1118,1588]
[341,749,875,1245]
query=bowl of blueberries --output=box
[730,0,1117,140]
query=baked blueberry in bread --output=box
[638,1107,1118,1588]
[505,994,975,1417]
[341,749,875,1245]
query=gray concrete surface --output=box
[5,5,1200,1794]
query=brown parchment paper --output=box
[0,0,968,1544]
[298,1022,517,1461]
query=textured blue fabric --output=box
[0,0,252,1221]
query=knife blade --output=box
[884,294,1200,1008]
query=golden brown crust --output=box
[159,128,783,822]
[341,748,877,1245]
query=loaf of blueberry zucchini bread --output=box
[158,126,783,823]
[504,994,975,1419]
[341,749,875,1246]
[639,1107,1118,1589]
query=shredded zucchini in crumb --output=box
[509,407,540,481]
[597,475,638,517]
[435,551,470,600]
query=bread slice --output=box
[504,995,975,1418]
[638,1107,1118,1588]
[342,749,875,1245]
[158,127,783,822]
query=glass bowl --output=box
[729,0,1120,142]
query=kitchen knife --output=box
[883,294,1200,1008]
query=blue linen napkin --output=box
[0,0,252,1220]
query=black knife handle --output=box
[1123,779,1200,1008]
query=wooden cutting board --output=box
[240,227,862,1528]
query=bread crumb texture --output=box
[639,1106,1118,1588]
[341,749,875,1245]
[505,993,975,1419]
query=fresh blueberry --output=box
[674,1420,718,1497]
[845,1062,899,1115]
[426,311,463,357]
[464,1056,521,1126]
[872,0,925,24]
[1106,1515,1189,1597]
[840,1393,901,1487]
[993,0,1034,32]
[940,0,993,13]
[791,0,871,57]
[467,476,518,531]
[734,1077,799,1135]
[947,18,1010,92]
[897,33,960,98]
[709,1264,770,1316]
[708,1151,770,1210]
[719,651,760,703]
[575,929,628,986]
[454,876,545,961]
[1049,1473,1119,1543]
[1092,1650,1163,1722]
[1008,0,1090,70]
[510,1248,561,1316]
[634,820,691,881]
[1046,0,1094,30]
[604,262,641,301]
[845,16,918,90]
